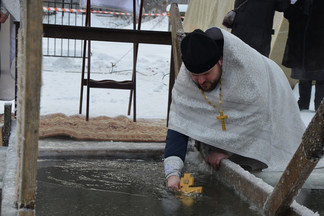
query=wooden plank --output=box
[263,100,324,216]
[169,3,185,78]
[43,24,172,45]
[18,210,34,216]
[17,0,43,213]
[167,3,186,125]
[2,103,12,146]
[82,79,134,89]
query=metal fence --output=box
[42,0,187,58]
[43,0,86,58]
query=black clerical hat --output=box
[181,29,221,73]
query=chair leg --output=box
[81,0,91,119]
[86,40,91,121]
[79,39,87,114]
[131,42,138,122]
[128,90,133,116]
[133,84,136,122]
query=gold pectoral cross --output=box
[217,109,228,131]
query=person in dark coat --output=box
[231,0,290,57]
[282,0,324,111]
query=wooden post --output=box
[17,0,43,214]
[2,103,12,146]
[263,100,324,216]
[167,3,186,125]
[170,3,185,78]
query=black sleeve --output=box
[164,129,189,161]
[275,0,291,12]
[283,0,305,20]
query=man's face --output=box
[190,60,222,92]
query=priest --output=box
[164,27,306,190]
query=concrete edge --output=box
[1,121,18,216]
[0,147,8,189]
[216,159,318,216]
[38,139,166,159]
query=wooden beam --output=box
[2,103,12,146]
[170,3,185,78]
[17,0,43,213]
[43,24,172,45]
[167,3,186,125]
[18,210,34,216]
[263,100,324,216]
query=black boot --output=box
[298,80,312,110]
[315,80,324,111]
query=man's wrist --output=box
[164,156,184,179]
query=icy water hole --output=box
[35,157,262,216]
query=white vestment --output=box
[168,29,306,171]
[2,0,20,21]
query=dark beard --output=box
[194,64,222,92]
[195,79,219,92]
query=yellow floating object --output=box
[180,173,203,194]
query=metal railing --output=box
[43,0,86,58]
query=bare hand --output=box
[0,12,8,23]
[167,175,181,191]
[206,151,229,170]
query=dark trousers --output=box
[298,80,324,110]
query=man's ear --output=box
[218,57,223,66]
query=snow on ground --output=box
[1,14,171,120]
[42,14,170,119]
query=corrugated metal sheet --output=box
[183,0,234,32]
